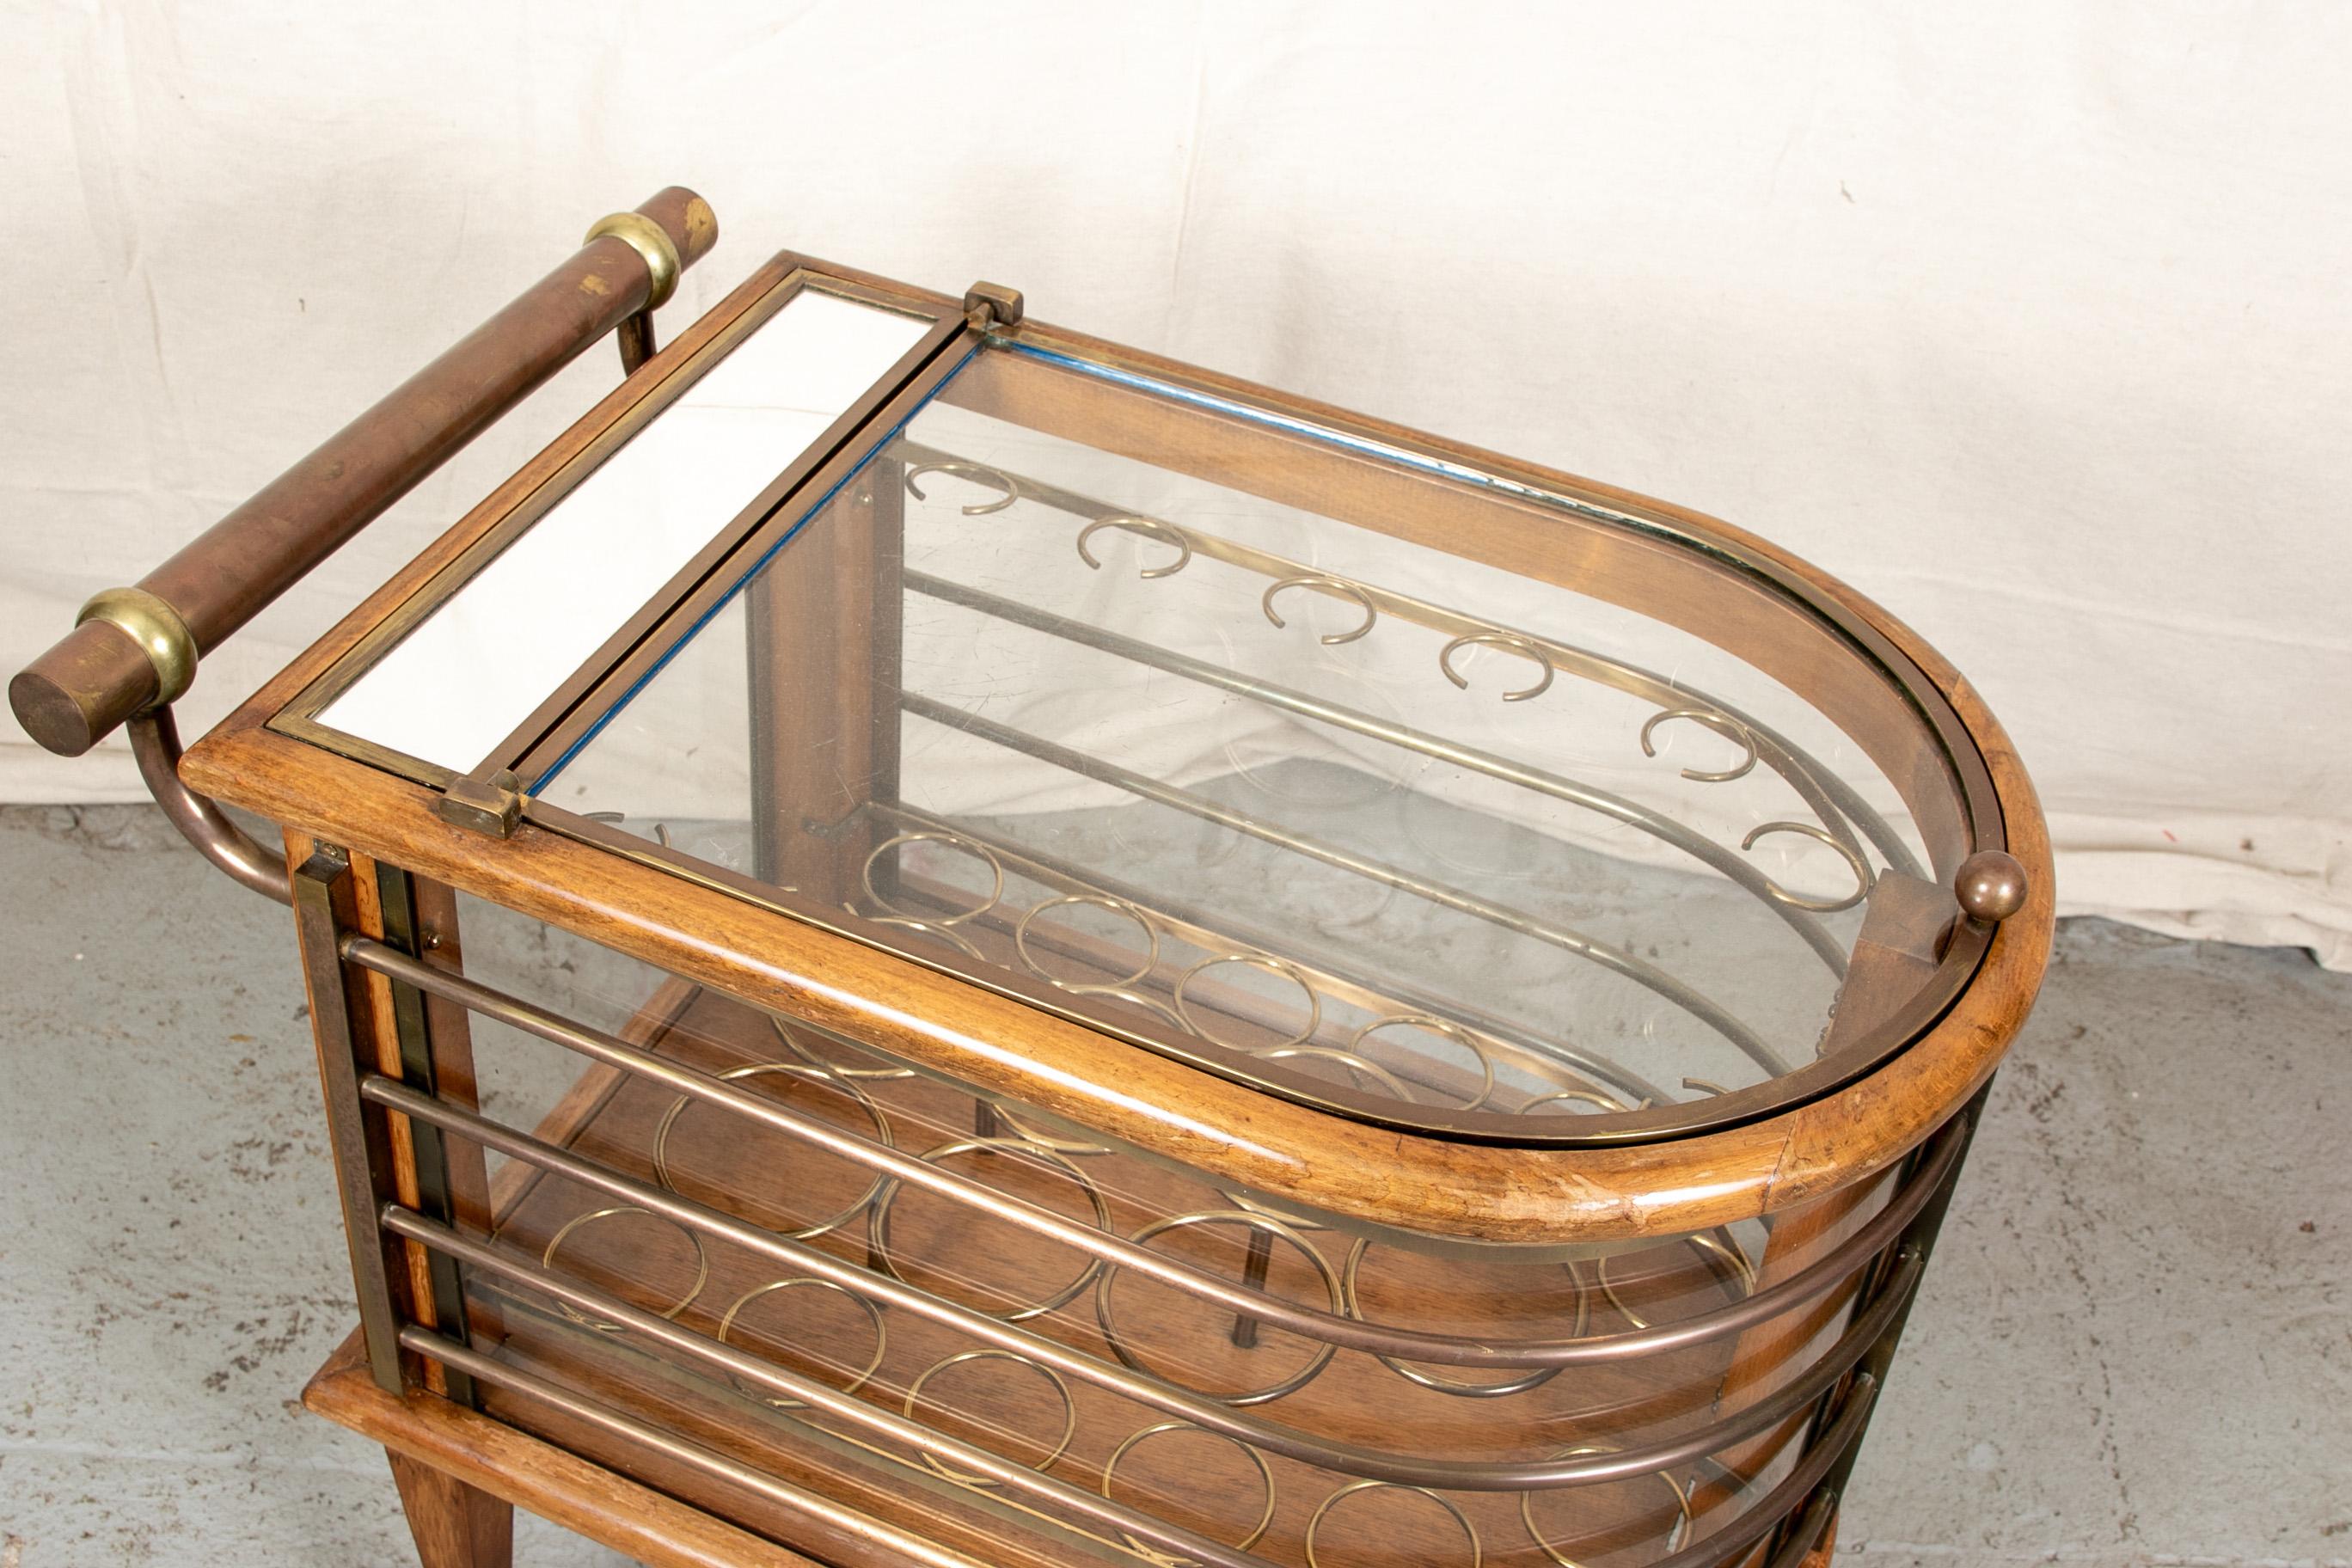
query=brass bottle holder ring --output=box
[903,1348,1078,1488]
[1339,1239,1589,1400]
[1093,1209,1340,1408]
[1304,1479,1483,1568]
[538,1204,709,1334]
[867,1136,1113,1321]
[1347,1014,1498,1112]
[1174,952,1322,1050]
[862,830,1006,925]
[652,1062,893,1241]
[1099,1421,1277,1553]
[1014,893,1161,991]
[1519,1444,1693,1568]
[1596,1231,1759,1330]
[715,1277,888,1411]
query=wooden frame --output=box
[164,244,2049,1568]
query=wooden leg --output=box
[389,1449,515,1568]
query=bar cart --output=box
[13,185,2049,1568]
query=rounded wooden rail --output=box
[9,185,719,758]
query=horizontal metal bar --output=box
[400,1326,991,1568]
[403,1210,1866,1568]
[386,1207,1277,1568]
[906,568,1849,976]
[901,691,1795,1077]
[349,935,1958,1363]
[365,1068,1930,1490]
[1641,1379,1872,1568]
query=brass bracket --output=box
[587,211,683,377]
[436,769,525,839]
[964,281,1026,332]
[77,586,197,709]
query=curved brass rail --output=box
[347,946,1959,1377]
[372,1079,1926,1490]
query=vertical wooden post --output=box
[744,449,903,905]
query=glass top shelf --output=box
[289,269,2001,1146]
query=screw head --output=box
[1954,850,2029,922]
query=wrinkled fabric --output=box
[3,1,2347,964]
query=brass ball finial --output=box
[1954,849,2029,922]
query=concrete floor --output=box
[0,803,2345,1566]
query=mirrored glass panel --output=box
[313,287,935,773]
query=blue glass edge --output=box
[1002,342,1675,539]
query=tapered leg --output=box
[389,1449,514,1568]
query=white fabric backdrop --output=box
[5,0,2349,964]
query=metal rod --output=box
[345,951,1957,1366]
[10,187,718,757]
[400,1326,994,1568]
[900,692,1794,1078]
[615,312,658,376]
[126,707,291,903]
[365,1069,1935,1490]
[907,570,1851,975]
[895,438,1920,880]
[873,799,1672,1108]
[386,1209,1281,1568]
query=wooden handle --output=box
[9,185,720,756]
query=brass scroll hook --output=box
[1261,576,1378,645]
[1740,820,1876,913]
[1438,630,1556,701]
[904,460,1021,515]
[1640,707,1760,782]
[1075,515,1192,579]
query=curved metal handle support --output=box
[127,707,291,905]
[10,185,720,757]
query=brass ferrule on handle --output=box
[9,184,720,759]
